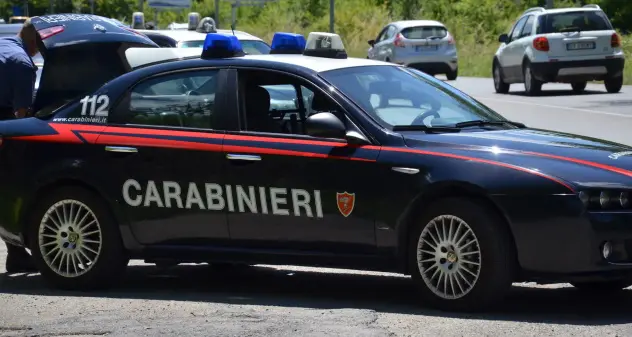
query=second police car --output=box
[2,14,632,312]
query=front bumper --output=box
[530,57,625,83]
[494,195,632,282]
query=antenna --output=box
[231,22,235,35]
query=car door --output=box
[220,68,382,255]
[95,68,233,246]
[371,25,397,61]
[502,16,529,80]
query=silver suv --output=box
[493,4,624,95]
[367,20,458,80]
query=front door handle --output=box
[226,153,261,161]
[105,146,138,153]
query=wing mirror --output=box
[498,33,509,43]
[368,39,376,47]
[305,112,370,145]
[305,112,346,139]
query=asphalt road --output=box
[1,77,632,337]
[448,77,632,146]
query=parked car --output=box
[493,4,624,95]
[367,20,458,80]
[137,28,271,55]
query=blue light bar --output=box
[201,33,244,59]
[270,32,306,54]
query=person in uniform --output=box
[0,19,40,273]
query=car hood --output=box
[402,128,632,189]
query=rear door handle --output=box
[226,153,261,161]
[105,146,138,153]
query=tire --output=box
[27,186,128,290]
[523,62,542,96]
[571,279,632,292]
[493,61,510,94]
[408,197,516,312]
[605,76,623,93]
[446,68,458,81]
[571,81,587,94]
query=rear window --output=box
[400,26,447,39]
[537,11,612,34]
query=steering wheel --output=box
[185,90,201,96]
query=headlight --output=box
[578,189,632,210]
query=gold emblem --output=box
[446,251,458,263]
[68,232,79,244]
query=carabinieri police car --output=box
[2,13,632,312]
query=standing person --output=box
[0,19,40,273]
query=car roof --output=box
[135,28,264,42]
[124,47,395,72]
[389,20,446,29]
[0,23,22,34]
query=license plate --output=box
[416,45,438,52]
[566,42,595,50]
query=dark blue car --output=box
[1,14,632,312]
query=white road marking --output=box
[476,96,632,118]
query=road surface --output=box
[1,77,632,337]
[449,77,632,146]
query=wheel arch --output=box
[396,181,520,275]
[20,178,131,249]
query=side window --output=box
[376,26,391,42]
[519,15,535,38]
[238,70,344,137]
[510,17,528,41]
[112,70,218,128]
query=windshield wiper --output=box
[392,125,461,133]
[454,120,526,128]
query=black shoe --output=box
[5,245,37,273]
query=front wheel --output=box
[408,197,516,311]
[605,76,623,93]
[28,186,128,290]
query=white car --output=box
[137,28,271,55]
[493,4,624,95]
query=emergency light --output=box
[201,33,244,59]
[270,32,306,54]
[131,12,144,30]
[303,32,347,59]
[188,12,200,31]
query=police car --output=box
[3,13,632,312]
[493,4,625,95]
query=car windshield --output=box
[538,10,612,34]
[319,65,507,129]
[179,39,271,54]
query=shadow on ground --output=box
[505,89,607,97]
[1,264,632,326]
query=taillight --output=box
[447,33,455,45]
[37,25,64,40]
[0,136,4,147]
[533,36,549,52]
[611,33,621,48]
[394,33,405,47]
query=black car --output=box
[2,14,632,312]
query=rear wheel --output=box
[28,186,128,290]
[523,62,542,96]
[605,76,623,93]
[571,279,632,292]
[446,68,458,81]
[571,81,587,94]
[493,61,510,94]
[408,197,516,311]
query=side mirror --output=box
[368,39,375,46]
[498,33,508,43]
[305,112,346,139]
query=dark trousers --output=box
[0,106,31,264]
